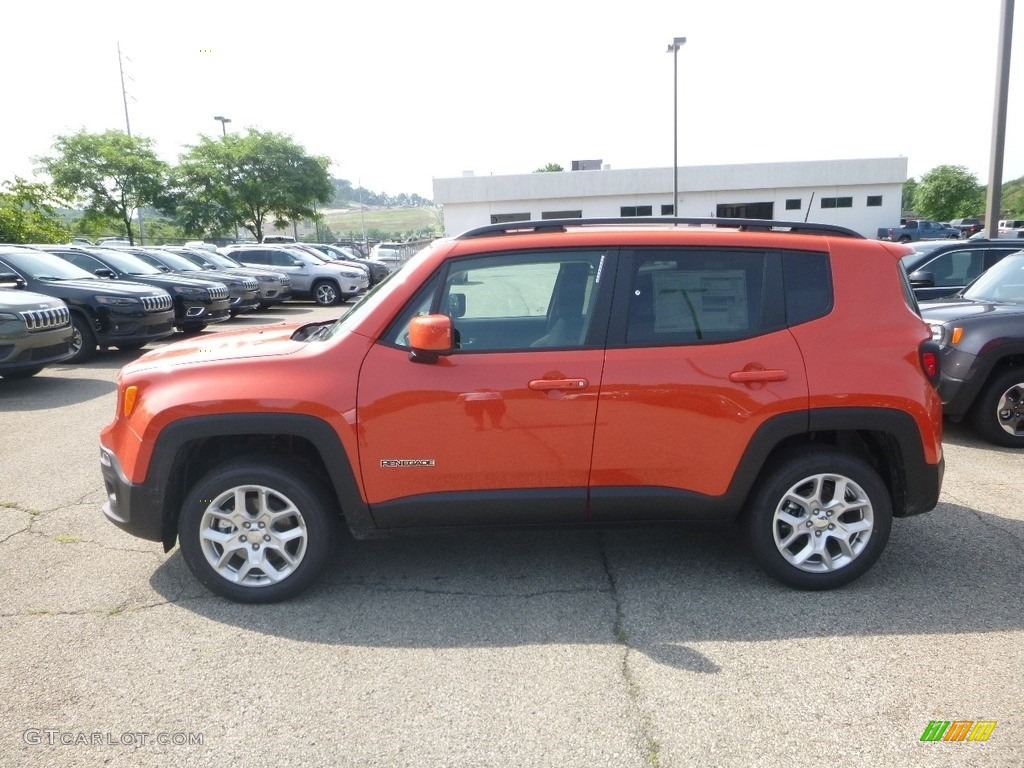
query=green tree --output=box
[0,178,70,244]
[901,177,918,215]
[914,165,985,222]
[170,130,334,243]
[1001,176,1024,217]
[533,163,564,173]
[39,130,170,245]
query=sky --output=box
[3,0,1022,202]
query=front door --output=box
[357,248,613,528]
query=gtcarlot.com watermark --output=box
[23,729,203,747]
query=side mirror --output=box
[408,314,453,364]
[95,268,117,279]
[909,270,935,287]
[448,292,466,318]
[0,272,25,289]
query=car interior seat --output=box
[529,262,592,348]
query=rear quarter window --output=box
[782,251,833,326]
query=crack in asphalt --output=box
[13,528,165,558]
[0,590,219,620]
[598,531,661,768]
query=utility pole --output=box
[118,42,144,245]
[984,0,1015,238]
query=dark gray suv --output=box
[920,250,1024,447]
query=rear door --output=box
[589,246,813,520]
[356,247,614,528]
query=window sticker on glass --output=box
[652,270,748,332]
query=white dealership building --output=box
[432,157,906,237]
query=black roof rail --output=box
[457,217,865,240]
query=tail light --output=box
[919,341,941,385]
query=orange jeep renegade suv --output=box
[99,218,944,602]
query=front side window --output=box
[387,250,607,352]
[924,250,986,287]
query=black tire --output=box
[257,301,273,310]
[313,280,340,306]
[897,235,912,243]
[178,455,338,603]
[67,313,97,363]
[746,448,892,590]
[970,367,1024,448]
[1,367,44,380]
[115,342,146,351]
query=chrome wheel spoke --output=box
[777,510,806,529]
[788,540,816,566]
[274,526,304,544]
[201,527,236,546]
[777,527,804,549]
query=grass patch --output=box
[54,534,83,544]
[321,206,441,238]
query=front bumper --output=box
[97,307,176,346]
[935,345,984,420]
[175,299,232,328]
[100,445,164,543]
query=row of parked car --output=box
[0,240,400,379]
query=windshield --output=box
[169,249,214,269]
[149,250,201,271]
[326,244,441,339]
[206,252,243,269]
[0,249,96,280]
[93,248,165,275]
[962,252,1024,302]
[282,248,320,266]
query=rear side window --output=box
[782,251,832,326]
[235,250,266,265]
[625,249,783,344]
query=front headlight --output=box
[173,286,207,298]
[96,296,141,307]
[0,312,23,336]
[928,323,945,343]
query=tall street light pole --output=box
[118,42,144,245]
[214,115,232,137]
[667,37,686,217]
[984,0,1014,238]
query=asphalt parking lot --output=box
[1,301,1021,768]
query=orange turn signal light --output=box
[951,327,964,345]
[123,385,138,418]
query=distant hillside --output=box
[321,206,441,240]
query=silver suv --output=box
[222,245,368,305]
[0,280,74,379]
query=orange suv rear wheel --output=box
[746,449,892,590]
